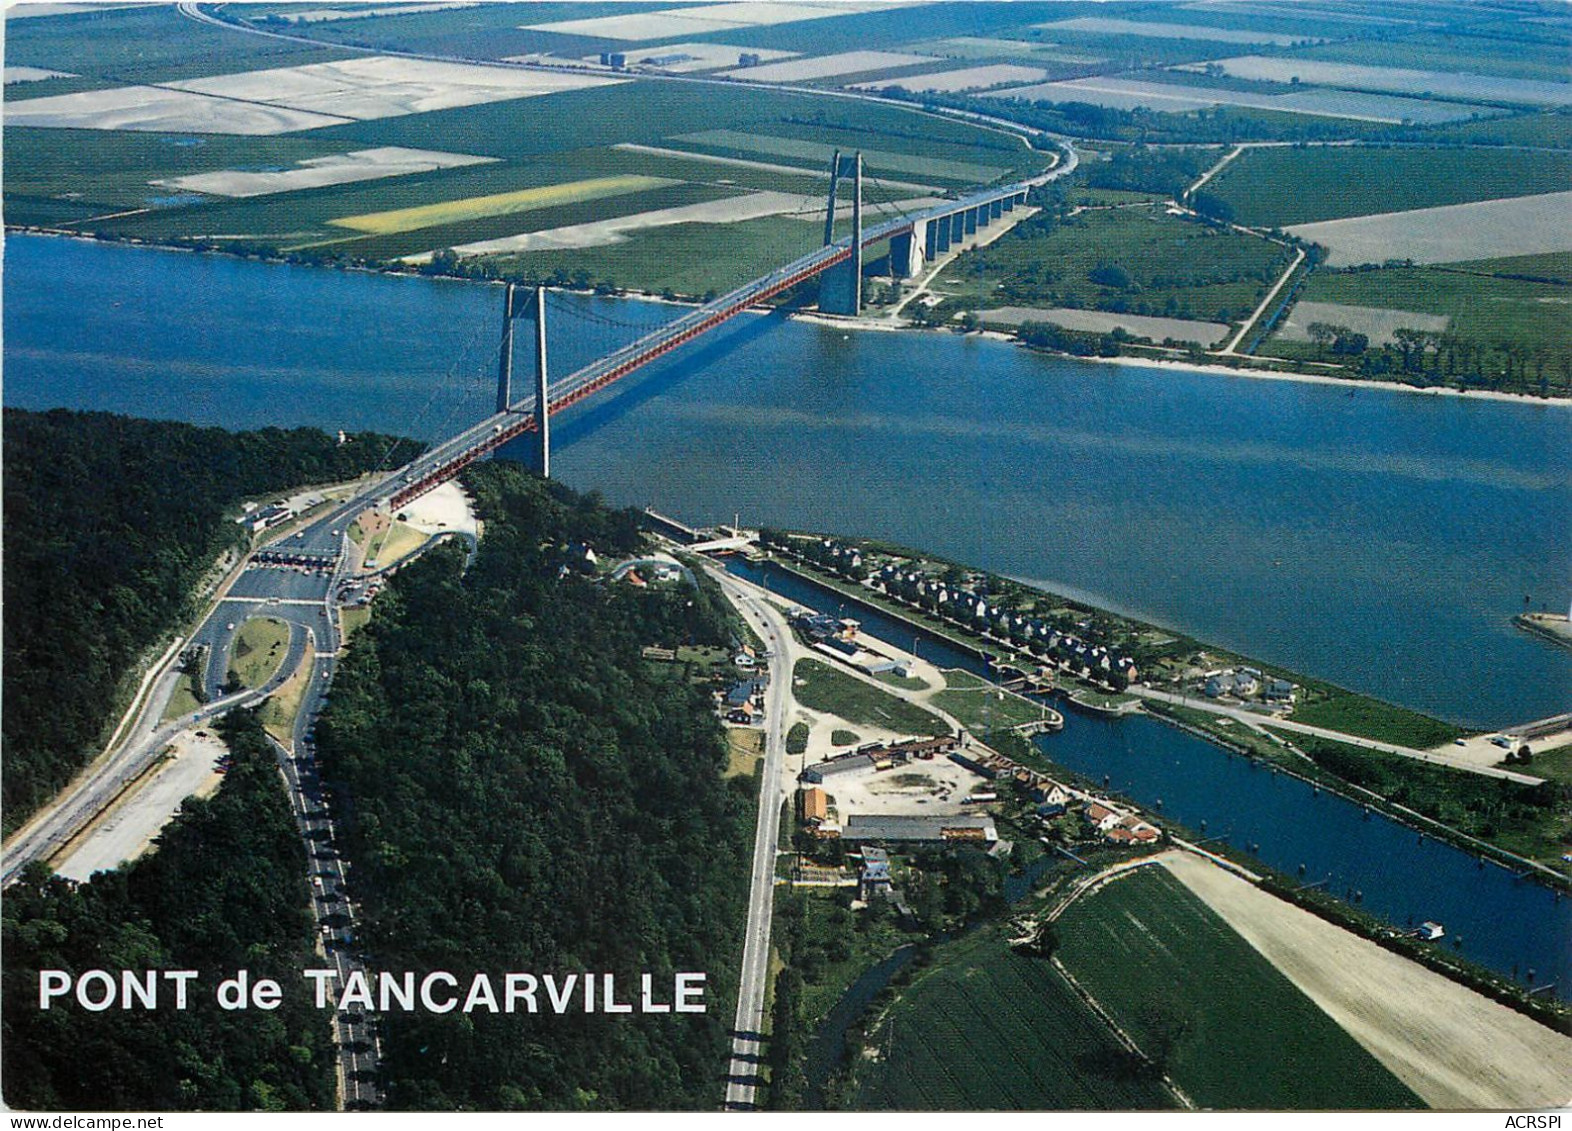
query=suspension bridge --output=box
[373,143,1076,511]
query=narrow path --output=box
[1219,246,1304,356]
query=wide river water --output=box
[6,234,1570,987]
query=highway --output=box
[711,567,794,1112]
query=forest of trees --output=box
[311,463,754,1109]
[2,710,335,1110]
[2,409,417,833]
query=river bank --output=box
[13,225,1570,409]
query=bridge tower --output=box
[532,285,549,479]
[818,150,863,316]
[496,282,551,478]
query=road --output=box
[710,567,794,1112]
[1133,686,1546,785]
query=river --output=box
[8,235,1566,730]
[6,233,1570,987]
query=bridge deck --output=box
[386,148,1077,510]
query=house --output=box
[1032,781,1072,807]
[860,846,893,900]
[802,787,828,823]
[1084,804,1121,833]
[725,680,762,709]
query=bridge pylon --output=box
[495,282,550,478]
[533,285,549,479]
[818,150,863,316]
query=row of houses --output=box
[768,534,1139,686]
[872,562,1140,686]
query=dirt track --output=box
[1160,851,1572,1109]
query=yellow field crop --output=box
[328,175,673,235]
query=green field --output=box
[4,3,355,83]
[226,616,291,690]
[793,659,950,737]
[1207,147,1572,228]
[851,924,1177,1109]
[670,129,1016,188]
[1296,28,1572,85]
[937,205,1292,325]
[1056,867,1425,1110]
[1292,688,1467,748]
[487,214,824,296]
[930,682,1051,733]
[1267,265,1572,395]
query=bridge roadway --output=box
[383,151,1076,511]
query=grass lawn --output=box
[930,684,1050,733]
[1520,741,1572,786]
[339,605,372,641]
[1290,688,1466,748]
[793,659,949,737]
[160,678,202,722]
[936,205,1291,325]
[227,617,290,691]
[364,521,430,569]
[259,643,315,743]
[1207,147,1572,228]
[788,722,811,756]
[1056,866,1424,1110]
[725,726,765,779]
[851,924,1176,1109]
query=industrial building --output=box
[843,814,997,844]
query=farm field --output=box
[428,189,828,258]
[568,41,799,72]
[1160,852,1572,1109]
[1287,191,1572,267]
[904,36,1105,68]
[1056,864,1425,1110]
[718,49,937,83]
[851,64,1049,94]
[1201,56,1572,107]
[850,924,1178,1109]
[978,306,1230,345]
[152,146,496,198]
[328,174,675,234]
[1266,264,1572,392]
[164,55,623,121]
[521,1,911,42]
[1294,30,1572,86]
[669,129,1013,186]
[1273,301,1448,347]
[1206,146,1572,227]
[1034,15,1319,46]
[987,76,1487,124]
[935,205,1292,326]
[2,2,356,83]
[3,84,353,135]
